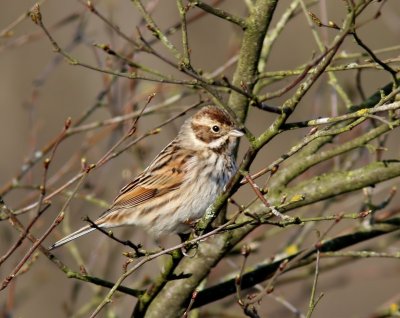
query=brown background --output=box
[1,1,400,317]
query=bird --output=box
[49,105,244,250]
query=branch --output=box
[352,31,398,85]
[131,0,182,60]
[268,87,400,191]
[193,217,400,308]
[171,160,400,313]
[137,4,362,317]
[227,0,278,121]
[189,0,247,29]
[282,100,400,129]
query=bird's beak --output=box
[229,129,244,137]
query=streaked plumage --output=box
[50,105,243,249]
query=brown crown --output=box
[194,106,234,127]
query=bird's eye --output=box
[212,125,220,133]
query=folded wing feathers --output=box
[49,146,190,250]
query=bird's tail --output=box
[49,225,96,250]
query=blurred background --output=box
[1,1,400,317]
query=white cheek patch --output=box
[188,128,209,148]
[208,135,229,149]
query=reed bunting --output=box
[50,105,243,249]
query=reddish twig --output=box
[0,211,64,291]
[0,203,50,266]
[243,173,290,220]
[182,290,199,318]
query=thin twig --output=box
[89,210,242,317]
[0,170,88,291]
[243,172,291,220]
[86,1,140,49]
[177,0,191,69]
[236,245,251,307]
[305,250,323,318]
[283,100,400,129]
[0,204,50,266]
[352,31,398,85]
[84,217,145,257]
[132,0,182,59]
[189,0,247,29]
[181,290,198,318]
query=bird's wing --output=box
[109,148,191,211]
[49,145,193,250]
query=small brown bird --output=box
[50,105,243,249]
